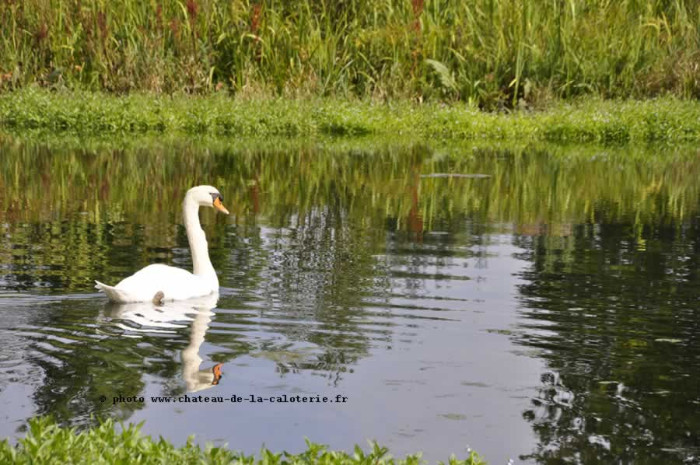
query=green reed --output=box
[0,1,698,107]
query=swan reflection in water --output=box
[105,292,223,392]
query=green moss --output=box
[2,89,700,143]
[0,417,485,465]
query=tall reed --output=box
[0,1,698,107]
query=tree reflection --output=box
[515,220,700,464]
[27,294,229,429]
[2,135,700,451]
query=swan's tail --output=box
[95,280,132,303]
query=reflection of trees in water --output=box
[3,140,700,296]
[514,220,700,464]
[27,301,179,427]
[216,204,384,383]
[3,138,700,436]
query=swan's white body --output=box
[95,185,229,303]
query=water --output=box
[0,136,699,464]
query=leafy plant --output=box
[0,417,486,465]
[2,89,700,143]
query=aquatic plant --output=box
[0,1,698,106]
[0,416,485,464]
[2,88,700,142]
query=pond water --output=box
[0,135,699,464]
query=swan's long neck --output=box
[183,196,218,286]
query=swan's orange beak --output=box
[213,197,229,215]
[212,363,223,385]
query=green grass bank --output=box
[2,89,700,143]
[0,417,485,465]
[1,1,699,107]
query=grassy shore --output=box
[2,88,700,143]
[1,1,699,107]
[0,417,484,465]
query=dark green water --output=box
[0,135,699,464]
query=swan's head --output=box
[186,185,229,214]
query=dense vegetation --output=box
[1,0,698,107]
[3,89,700,142]
[0,417,485,464]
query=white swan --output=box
[95,185,229,303]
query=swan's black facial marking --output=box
[210,191,230,214]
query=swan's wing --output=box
[114,264,212,301]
